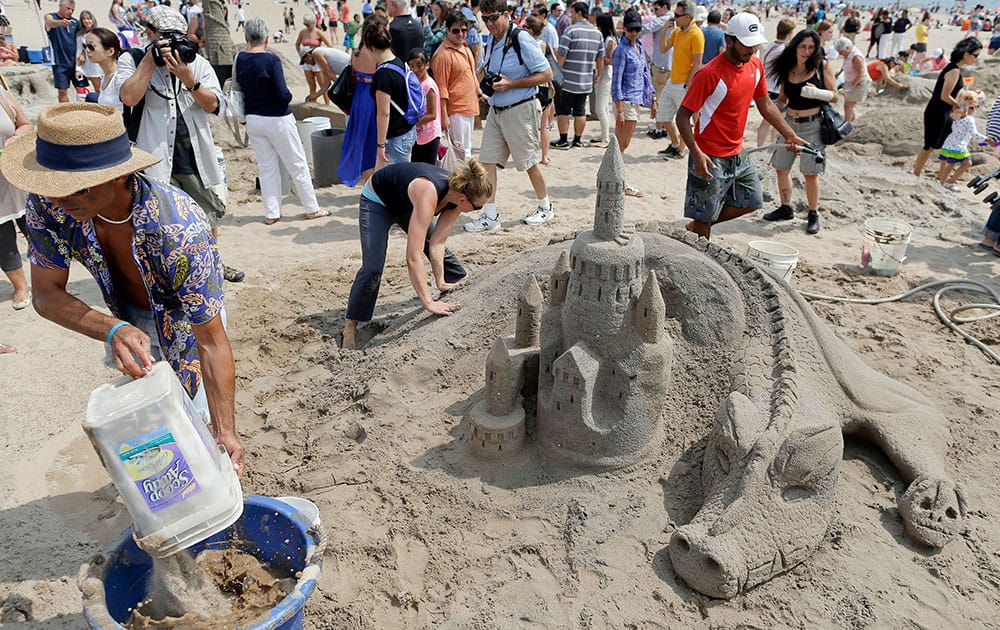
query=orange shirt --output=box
[867,60,884,81]
[430,40,480,117]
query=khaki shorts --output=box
[657,81,687,123]
[480,98,542,171]
[650,65,670,99]
[619,101,641,121]
[843,78,871,104]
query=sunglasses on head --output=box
[450,27,468,34]
[483,12,503,22]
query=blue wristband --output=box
[106,321,130,345]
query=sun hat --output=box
[693,5,708,22]
[725,12,767,47]
[145,5,189,34]
[0,103,160,198]
[623,9,643,30]
[299,45,316,62]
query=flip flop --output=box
[0,343,16,354]
[305,209,331,220]
[264,217,280,225]
[977,241,996,251]
[625,185,643,198]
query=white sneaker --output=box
[464,212,500,232]
[522,205,553,225]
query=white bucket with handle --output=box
[747,241,799,283]
[861,218,912,276]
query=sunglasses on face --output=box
[450,27,468,34]
[484,12,502,22]
[83,41,97,51]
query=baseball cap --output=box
[725,12,767,47]
[299,46,316,63]
[623,9,643,30]
[933,47,945,58]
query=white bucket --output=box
[747,240,799,283]
[296,120,315,166]
[276,496,321,529]
[304,115,332,132]
[861,218,912,277]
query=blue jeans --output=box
[386,127,417,164]
[346,195,467,322]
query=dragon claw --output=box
[898,475,966,548]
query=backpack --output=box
[377,61,426,126]
[122,47,146,142]
[489,26,562,93]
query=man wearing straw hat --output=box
[0,103,245,476]
[118,4,244,283]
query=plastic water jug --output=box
[84,362,243,558]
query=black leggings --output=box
[411,138,440,166]
[0,216,26,273]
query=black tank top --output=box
[928,62,962,113]
[784,65,825,111]
[370,162,450,216]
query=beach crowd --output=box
[0,0,998,474]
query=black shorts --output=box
[555,90,588,117]
[913,42,928,53]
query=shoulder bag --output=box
[328,64,355,114]
[819,103,852,145]
[222,52,248,146]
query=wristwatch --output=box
[190,81,202,92]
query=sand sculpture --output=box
[467,140,966,599]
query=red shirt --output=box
[681,54,767,157]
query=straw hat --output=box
[0,103,160,198]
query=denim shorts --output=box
[684,150,762,224]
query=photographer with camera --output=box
[119,6,244,283]
[464,0,553,233]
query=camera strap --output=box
[486,23,515,76]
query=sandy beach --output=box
[0,2,998,627]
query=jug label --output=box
[118,430,201,512]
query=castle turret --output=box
[593,136,626,242]
[632,270,665,344]
[549,251,571,307]
[485,337,517,416]
[515,276,544,348]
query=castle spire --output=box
[633,270,665,343]
[593,137,626,242]
[549,251,571,306]
[515,276,544,348]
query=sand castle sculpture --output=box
[466,140,966,599]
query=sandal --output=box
[0,343,15,354]
[12,291,30,310]
[305,209,331,220]
[264,217,280,225]
[223,265,245,283]
[624,185,643,198]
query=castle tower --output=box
[515,276,544,348]
[593,136,626,242]
[549,251,571,307]
[485,337,517,416]
[633,270,665,344]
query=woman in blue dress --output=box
[336,15,383,187]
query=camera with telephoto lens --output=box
[480,71,501,97]
[149,32,199,67]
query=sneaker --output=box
[550,139,570,149]
[464,213,501,232]
[523,205,554,225]
[571,139,584,149]
[661,146,685,160]
[762,204,794,221]
[223,265,245,283]
[806,210,820,234]
[588,137,606,144]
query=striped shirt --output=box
[557,21,605,95]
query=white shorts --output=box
[657,81,687,123]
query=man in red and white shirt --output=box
[676,12,805,239]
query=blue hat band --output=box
[35,133,133,172]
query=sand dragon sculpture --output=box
[467,140,966,598]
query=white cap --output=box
[933,47,945,58]
[694,5,708,22]
[725,12,767,47]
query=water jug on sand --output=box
[84,362,243,558]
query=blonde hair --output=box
[953,89,985,118]
[448,158,493,203]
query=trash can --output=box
[312,128,345,188]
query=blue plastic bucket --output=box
[79,495,324,630]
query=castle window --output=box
[556,401,561,411]
[570,394,575,404]
[597,287,602,301]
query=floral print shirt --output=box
[26,175,224,398]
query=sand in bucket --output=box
[746,241,799,283]
[861,218,913,277]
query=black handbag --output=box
[819,103,852,145]
[328,65,355,114]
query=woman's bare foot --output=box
[342,321,358,350]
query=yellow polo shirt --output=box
[669,24,705,84]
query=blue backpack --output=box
[378,61,426,126]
